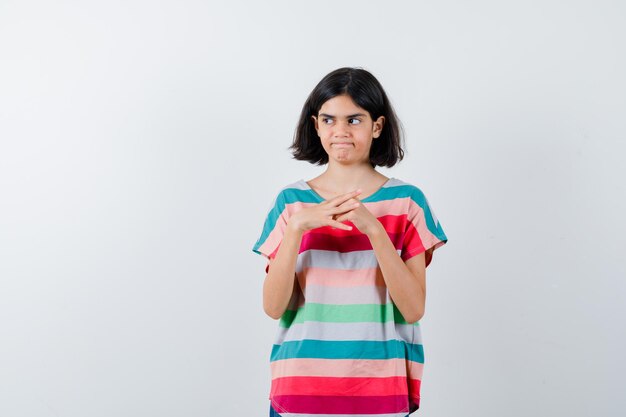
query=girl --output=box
[252,67,448,417]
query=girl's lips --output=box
[332,142,353,147]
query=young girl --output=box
[252,67,448,417]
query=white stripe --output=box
[296,249,401,273]
[303,284,390,305]
[274,321,422,344]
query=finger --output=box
[338,197,361,207]
[329,220,353,230]
[333,210,355,222]
[330,201,360,214]
[320,189,361,206]
[327,189,362,206]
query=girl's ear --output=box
[373,116,385,138]
[311,115,319,135]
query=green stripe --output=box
[279,303,418,327]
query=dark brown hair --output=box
[289,67,405,167]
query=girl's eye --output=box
[322,118,333,124]
[349,118,361,125]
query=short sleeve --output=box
[252,191,289,273]
[401,187,448,267]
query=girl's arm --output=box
[262,223,304,319]
[262,190,362,319]
[367,225,428,324]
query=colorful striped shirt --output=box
[252,177,448,416]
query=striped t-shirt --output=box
[252,177,448,417]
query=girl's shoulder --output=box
[267,178,431,205]
[263,179,313,208]
[382,177,428,198]
[271,179,310,198]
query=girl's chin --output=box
[329,156,368,165]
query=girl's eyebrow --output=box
[318,112,367,118]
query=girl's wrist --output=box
[366,221,386,238]
[286,220,305,235]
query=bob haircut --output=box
[289,67,405,168]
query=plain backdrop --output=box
[1,1,625,416]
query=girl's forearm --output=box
[262,223,304,319]
[367,225,425,323]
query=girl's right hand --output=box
[288,189,363,232]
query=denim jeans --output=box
[269,404,281,417]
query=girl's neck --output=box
[313,163,386,191]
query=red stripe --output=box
[300,214,408,253]
[271,394,409,414]
[408,378,421,398]
[271,376,408,396]
[301,230,375,252]
[376,214,407,234]
[401,220,425,261]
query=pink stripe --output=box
[270,358,423,379]
[370,197,442,252]
[257,201,316,259]
[300,266,385,287]
[365,197,410,218]
[406,199,442,247]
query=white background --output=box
[1,1,625,416]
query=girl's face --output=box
[312,94,385,166]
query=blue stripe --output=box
[252,187,318,255]
[270,339,424,363]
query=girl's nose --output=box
[333,121,350,136]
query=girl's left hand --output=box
[333,198,383,236]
